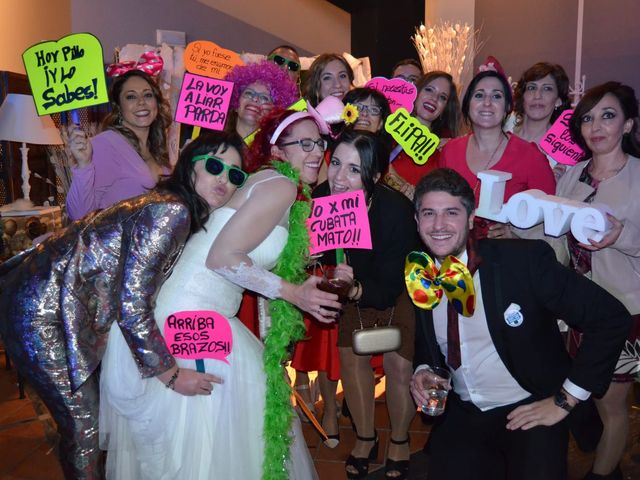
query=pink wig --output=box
[225,60,299,110]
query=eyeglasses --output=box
[279,138,327,152]
[241,88,273,105]
[269,54,301,73]
[192,155,249,187]
[354,103,382,116]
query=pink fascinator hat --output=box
[270,96,347,144]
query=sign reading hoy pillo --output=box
[23,33,108,115]
[475,170,611,244]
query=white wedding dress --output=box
[99,205,317,480]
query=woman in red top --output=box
[384,71,461,200]
[440,68,555,239]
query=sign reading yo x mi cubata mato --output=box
[22,33,108,116]
[306,190,372,254]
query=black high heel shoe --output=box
[321,414,340,449]
[345,431,379,479]
[583,464,623,480]
[385,436,410,480]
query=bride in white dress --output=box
[100,110,344,479]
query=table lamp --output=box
[0,93,63,206]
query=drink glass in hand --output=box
[317,266,352,307]
[421,367,451,416]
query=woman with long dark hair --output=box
[384,71,461,200]
[556,81,640,480]
[66,69,173,220]
[0,131,245,479]
[297,130,419,479]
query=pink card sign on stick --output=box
[175,72,233,130]
[307,190,372,254]
[539,109,585,166]
[164,310,233,364]
[365,77,417,113]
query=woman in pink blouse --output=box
[66,70,172,220]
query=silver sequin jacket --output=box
[0,191,189,392]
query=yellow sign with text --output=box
[385,108,440,165]
[22,33,108,116]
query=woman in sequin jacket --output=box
[0,131,246,480]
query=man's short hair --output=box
[414,168,475,216]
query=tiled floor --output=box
[1,352,639,479]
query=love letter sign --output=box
[474,170,611,244]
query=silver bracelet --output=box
[165,367,180,390]
[349,279,362,301]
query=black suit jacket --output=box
[413,239,631,399]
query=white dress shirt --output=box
[416,251,590,411]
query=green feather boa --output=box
[262,159,311,480]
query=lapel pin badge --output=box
[504,303,524,327]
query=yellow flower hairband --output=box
[341,103,359,125]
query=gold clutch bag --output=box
[351,306,400,355]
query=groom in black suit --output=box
[408,169,630,480]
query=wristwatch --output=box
[554,390,574,412]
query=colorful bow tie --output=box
[106,51,164,78]
[405,251,476,317]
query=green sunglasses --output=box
[192,155,248,187]
[269,54,301,72]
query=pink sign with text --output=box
[164,310,233,364]
[307,190,372,254]
[365,77,417,113]
[175,72,233,130]
[539,109,585,166]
